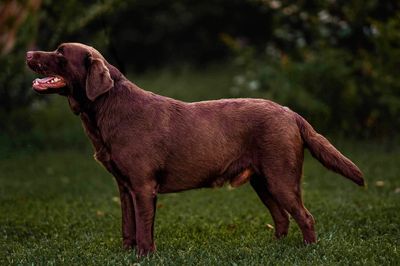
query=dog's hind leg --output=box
[250,175,290,239]
[263,165,316,244]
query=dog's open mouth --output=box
[32,76,66,92]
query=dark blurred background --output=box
[0,0,399,154]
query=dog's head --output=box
[26,43,114,102]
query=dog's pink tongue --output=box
[35,77,54,84]
[33,77,53,85]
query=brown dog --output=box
[26,43,364,256]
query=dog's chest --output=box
[80,113,110,162]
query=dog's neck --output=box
[68,71,157,143]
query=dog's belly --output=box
[157,168,253,193]
[157,156,255,193]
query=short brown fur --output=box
[26,43,364,256]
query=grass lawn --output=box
[1,143,399,265]
[1,66,399,264]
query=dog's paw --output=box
[136,243,156,258]
[303,235,318,245]
[122,239,136,250]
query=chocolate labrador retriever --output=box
[26,43,364,256]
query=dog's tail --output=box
[294,113,364,186]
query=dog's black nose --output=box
[26,51,34,61]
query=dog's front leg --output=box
[116,180,136,250]
[131,186,157,257]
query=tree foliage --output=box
[228,0,400,137]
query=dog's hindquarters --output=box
[250,111,317,243]
[251,106,363,244]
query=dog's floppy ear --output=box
[86,55,114,101]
